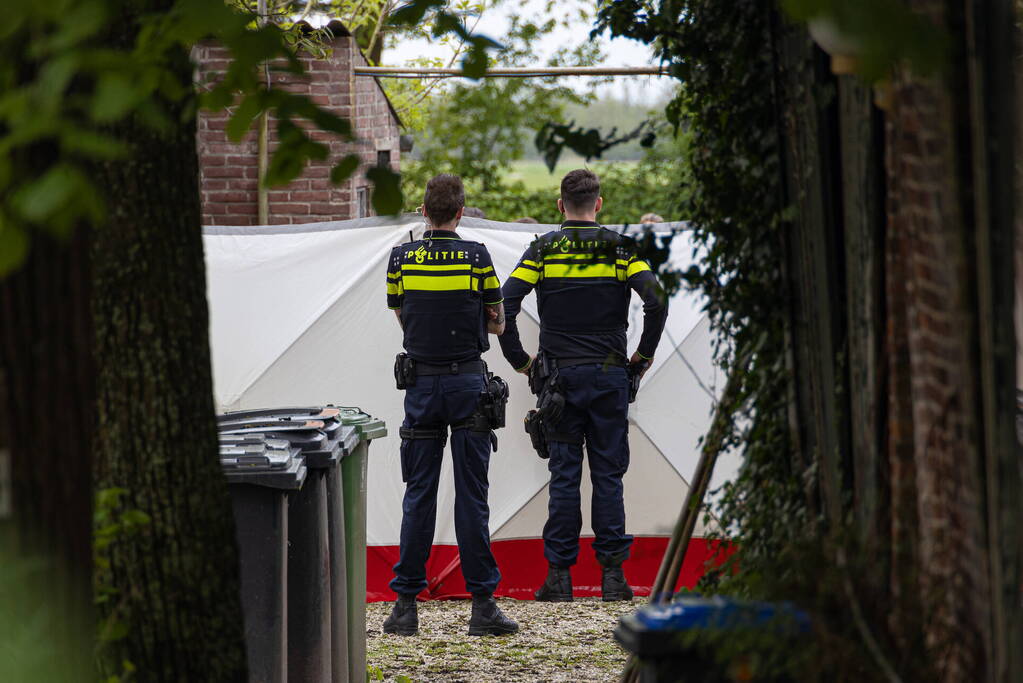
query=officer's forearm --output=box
[497,315,530,369]
[485,303,505,335]
[393,308,403,329]
[632,273,668,359]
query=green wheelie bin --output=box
[336,407,387,683]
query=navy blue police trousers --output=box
[545,364,633,567]
[390,372,501,597]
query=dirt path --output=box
[366,597,637,682]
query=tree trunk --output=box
[90,7,247,680]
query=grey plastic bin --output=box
[223,446,306,683]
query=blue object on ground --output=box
[632,595,811,633]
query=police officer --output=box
[499,169,668,602]
[383,174,518,636]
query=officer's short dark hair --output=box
[560,169,600,212]
[423,174,465,226]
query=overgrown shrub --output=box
[401,141,688,225]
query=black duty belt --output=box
[413,360,486,376]
[554,356,626,369]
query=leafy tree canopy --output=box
[0,0,500,276]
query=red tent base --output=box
[367,536,726,602]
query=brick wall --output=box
[195,31,401,226]
[884,2,992,673]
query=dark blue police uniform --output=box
[499,220,667,569]
[386,229,503,596]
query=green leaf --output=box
[389,0,446,27]
[330,155,361,185]
[61,129,128,160]
[226,93,265,142]
[367,165,403,215]
[461,46,489,80]
[98,618,129,644]
[264,120,327,186]
[91,75,141,122]
[12,165,79,222]
[120,510,151,528]
[0,218,29,277]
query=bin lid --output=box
[218,434,290,450]
[218,406,341,422]
[217,419,324,432]
[629,596,810,633]
[338,425,361,456]
[218,413,343,440]
[220,451,292,470]
[224,456,307,489]
[333,407,387,441]
[336,407,371,425]
[298,438,343,469]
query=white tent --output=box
[203,215,738,600]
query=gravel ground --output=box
[366,598,637,682]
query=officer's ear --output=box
[557,198,565,215]
[454,207,464,224]
[594,196,603,214]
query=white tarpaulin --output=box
[204,214,737,599]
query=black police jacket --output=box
[386,229,503,364]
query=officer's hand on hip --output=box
[629,352,652,377]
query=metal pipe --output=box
[353,65,670,78]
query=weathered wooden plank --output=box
[837,76,887,548]
[778,29,848,526]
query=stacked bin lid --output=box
[218,406,346,465]
[217,428,306,488]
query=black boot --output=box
[467,594,519,636]
[382,593,419,635]
[534,564,573,602]
[598,555,634,602]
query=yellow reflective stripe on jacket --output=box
[402,274,473,291]
[472,265,495,275]
[483,275,500,291]
[387,270,401,280]
[545,252,613,261]
[543,262,619,279]
[521,259,541,268]
[401,263,470,272]
[386,281,404,295]
[627,259,652,278]
[510,266,540,284]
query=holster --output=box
[450,370,508,452]
[626,359,651,403]
[523,362,577,459]
[479,373,509,429]
[527,351,555,396]
[394,352,416,390]
[523,409,549,459]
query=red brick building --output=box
[195,22,402,226]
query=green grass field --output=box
[503,159,639,191]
